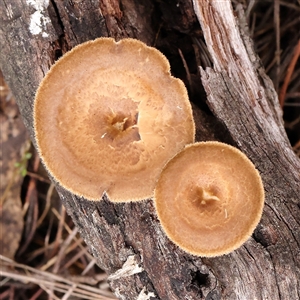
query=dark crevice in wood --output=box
[191,270,209,289]
[253,224,278,248]
[48,0,65,37]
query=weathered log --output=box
[0,0,299,299]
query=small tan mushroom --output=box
[154,141,264,257]
[34,38,195,202]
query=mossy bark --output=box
[0,0,299,299]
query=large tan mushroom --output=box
[34,38,195,202]
[154,141,264,257]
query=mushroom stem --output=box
[190,187,220,205]
[201,189,220,203]
[113,117,128,131]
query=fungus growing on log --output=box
[154,141,264,257]
[34,38,195,202]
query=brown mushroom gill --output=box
[34,38,195,201]
[154,142,264,257]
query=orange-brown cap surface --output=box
[154,141,264,257]
[34,38,195,202]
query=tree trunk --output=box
[0,0,299,299]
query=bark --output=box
[0,0,299,299]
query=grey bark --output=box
[0,0,299,299]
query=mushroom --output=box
[34,38,195,202]
[154,141,264,257]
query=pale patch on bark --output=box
[136,287,156,300]
[108,255,143,280]
[26,0,50,37]
[5,4,13,19]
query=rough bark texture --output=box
[0,0,299,299]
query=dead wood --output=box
[0,0,299,299]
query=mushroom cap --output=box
[154,141,264,257]
[34,38,195,202]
